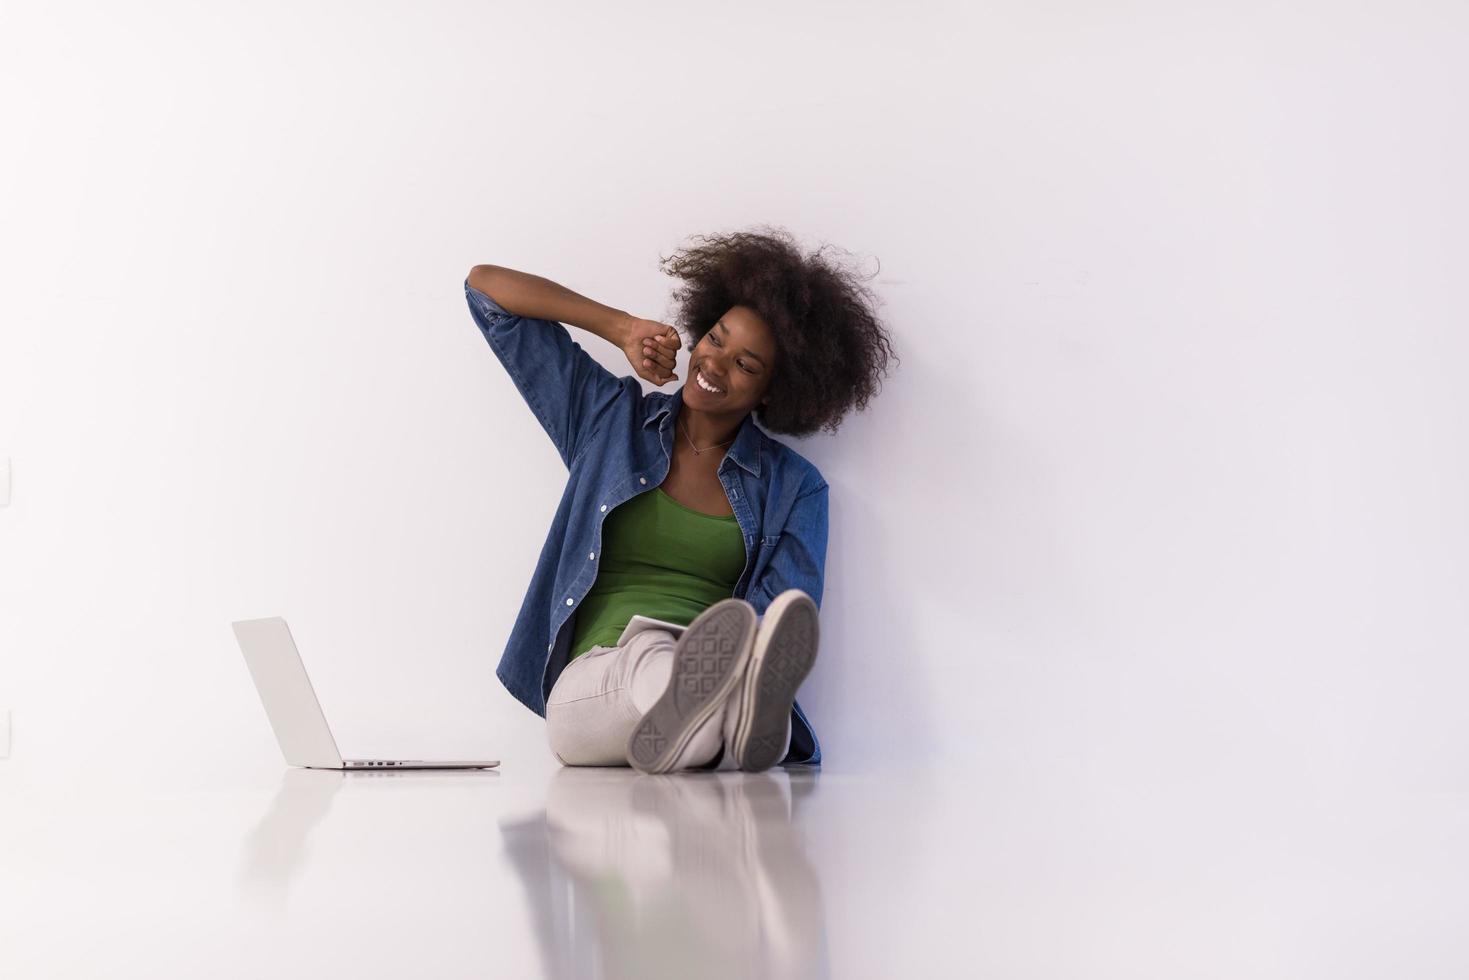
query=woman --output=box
[465,227,895,774]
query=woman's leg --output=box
[546,628,734,775]
[545,629,678,766]
[625,599,758,774]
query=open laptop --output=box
[231,616,499,770]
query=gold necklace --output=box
[680,417,735,455]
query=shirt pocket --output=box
[752,533,781,573]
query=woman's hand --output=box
[620,316,683,386]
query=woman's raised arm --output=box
[467,264,679,385]
[466,264,628,346]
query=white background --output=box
[2,0,1467,792]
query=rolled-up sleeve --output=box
[749,481,829,615]
[465,277,630,468]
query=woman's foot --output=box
[625,598,757,774]
[731,589,820,772]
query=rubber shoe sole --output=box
[625,598,757,774]
[733,590,820,772]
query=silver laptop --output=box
[232,616,499,770]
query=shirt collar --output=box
[643,385,763,478]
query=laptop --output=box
[616,613,688,647]
[231,616,499,770]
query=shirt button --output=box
[600,504,607,512]
[639,477,647,484]
[565,598,573,606]
[588,551,595,560]
[548,642,553,652]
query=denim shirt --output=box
[465,278,828,764]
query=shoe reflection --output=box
[500,769,829,980]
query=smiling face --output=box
[684,304,778,415]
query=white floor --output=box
[2,755,1465,979]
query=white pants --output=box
[546,628,792,770]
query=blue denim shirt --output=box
[465,278,828,764]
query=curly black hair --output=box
[657,225,898,438]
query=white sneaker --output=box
[730,589,820,772]
[625,598,757,774]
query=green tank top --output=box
[568,486,746,659]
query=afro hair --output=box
[658,225,898,437]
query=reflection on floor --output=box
[6,756,1456,978]
[501,769,828,980]
[227,766,830,978]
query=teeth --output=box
[696,370,724,394]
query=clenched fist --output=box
[620,316,683,386]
